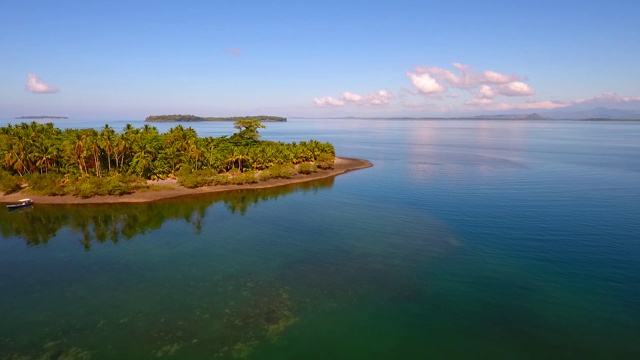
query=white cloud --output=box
[477,85,495,99]
[413,63,519,90]
[313,90,393,107]
[415,66,473,89]
[406,72,446,94]
[495,81,534,96]
[26,73,58,93]
[465,98,494,107]
[362,90,393,105]
[313,96,345,106]
[341,92,364,102]
[482,70,513,84]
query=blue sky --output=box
[2,0,639,119]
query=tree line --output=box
[0,120,335,196]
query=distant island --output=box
[145,114,287,122]
[15,116,68,119]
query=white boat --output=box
[6,198,34,211]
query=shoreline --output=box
[1,157,372,205]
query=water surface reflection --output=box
[0,178,335,250]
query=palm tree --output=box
[99,124,116,174]
[72,131,90,174]
[85,130,102,177]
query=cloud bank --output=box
[313,90,393,107]
[405,63,539,110]
[315,63,538,111]
[313,62,639,114]
[407,63,534,100]
[26,73,59,93]
[575,92,640,104]
[411,62,521,90]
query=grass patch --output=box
[143,184,176,192]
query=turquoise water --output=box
[1,119,639,359]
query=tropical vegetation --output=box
[0,120,335,197]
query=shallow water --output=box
[1,119,639,359]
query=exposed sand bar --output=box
[1,157,372,205]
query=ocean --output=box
[1,118,639,359]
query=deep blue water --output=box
[1,119,639,359]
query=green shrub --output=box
[124,175,147,190]
[179,175,210,188]
[0,171,22,194]
[230,176,246,185]
[25,173,66,195]
[229,171,258,185]
[242,171,258,184]
[58,175,138,197]
[69,177,102,198]
[213,174,231,185]
[103,176,133,195]
[175,164,192,178]
[75,187,96,198]
[259,169,274,181]
[180,176,197,188]
[316,154,335,170]
[267,164,297,179]
[297,163,317,174]
[178,170,215,188]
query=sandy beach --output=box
[0,157,371,204]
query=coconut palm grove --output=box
[0,120,335,197]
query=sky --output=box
[1,0,639,120]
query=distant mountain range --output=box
[542,106,640,120]
[451,97,640,120]
[471,113,549,120]
[468,107,640,120]
[325,102,640,121]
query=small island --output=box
[15,116,68,119]
[145,114,287,122]
[0,120,371,204]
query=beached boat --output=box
[6,198,34,211]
